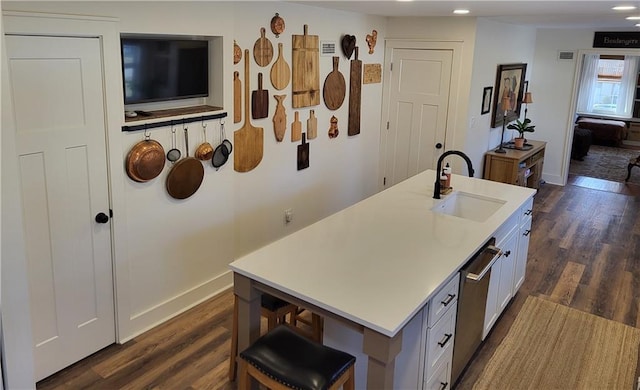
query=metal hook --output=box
[144,124,150,139]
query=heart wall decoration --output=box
[341,34,356,59]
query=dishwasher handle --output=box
[465,245,502,282]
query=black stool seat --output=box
[261,294,292,312]
[240,325,356,390]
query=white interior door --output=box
[5,35,115,381]
[382,47,453,187]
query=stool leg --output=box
[228,296,239,382]
[344,365,355,390]
[626,163,633,182]
[311,313,324,344]
[238,359,251,390]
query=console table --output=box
[483,140,546,189]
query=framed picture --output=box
[481,86,493,115]
[491,63,528,128]
[523,80,529,94]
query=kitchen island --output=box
[230,169,536,388]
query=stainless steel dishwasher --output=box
[451,237,502,386]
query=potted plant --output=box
[507,118,535,148]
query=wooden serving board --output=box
[270,43,290,90]
[292,24,320,108]
[291,111,302,142]
[273,95,287,142]
[348,47,362,136]
[233,71,241,123]
[234,49,264,172]
[251,72,269,119]
[307,110,317,139]
[323,56,346,110]
[253,27,273,67]
[297,133,309,170]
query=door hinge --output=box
[109,209,113,218]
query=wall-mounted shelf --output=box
[121,105,226,132]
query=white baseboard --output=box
[118,271,233,343]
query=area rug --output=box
[570,144,640,183]
[473,296,640,390]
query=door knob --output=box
[95,212,109,224]
[435,143,443,149]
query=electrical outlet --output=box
[284,208,293,223]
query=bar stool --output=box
[228,294,297,381]
[229,294,325,381]
[238,325,356,390]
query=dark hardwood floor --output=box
[37,176,640,390]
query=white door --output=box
[6,35,115,381]
[381,48,453,187]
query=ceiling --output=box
[287,1,640,29]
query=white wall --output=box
[2,0,385,360]
[468,19,537,176]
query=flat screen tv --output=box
[121,36,209,105]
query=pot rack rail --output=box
[121,111,228,132]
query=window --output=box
[577,54,639,118]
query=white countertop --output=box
[230,170,536,337]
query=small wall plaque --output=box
[363,63,382,84]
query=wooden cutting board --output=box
[297,133,309,170]
[291,111,302,142]
[270,43,290,91]
[234,49,264,172]
[251,72,269,119]
[273,94,287,142]
[292,24,320,108]
[253,27,273,67]
[307,110,317,139]
[323,56,346,110]
[233,71,241,123]
[348,47,362,136]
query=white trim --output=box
[3,10,118,23]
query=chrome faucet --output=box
[434,150,475,199]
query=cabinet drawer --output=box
[424,340,453,390]
[520,196,534,222]
[428,274,460,327]
[425,303,457,379]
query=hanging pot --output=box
[166,125,204,199]
[212,121,231,170]
[125,131,165,182]
[195,121,214,161]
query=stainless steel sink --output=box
[431,191,506,222]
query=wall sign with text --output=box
[593,32,640,48]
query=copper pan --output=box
[125,135,165,183]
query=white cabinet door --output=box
[6,35,115,381]
[514,217,532,292]
[497,231,518,313]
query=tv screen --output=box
[121,37,209,105]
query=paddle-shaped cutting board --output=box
[270,43,290,91]
[348,47,362,136]
[233,71,241,123]
[307,110,317,140]
[291,111,302,142]
[273,94,287,142]
[323,56,346,110]
[234,49,264,172]
[251,72,269,119]
[297,133,309,170]
[292,24,320,108]
[253,27,273,67]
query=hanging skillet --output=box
[166,124,204,200]
[212,121,230,170]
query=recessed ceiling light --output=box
[613,5,637,11]
[626,15,640,20]
[453,9,470,15]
